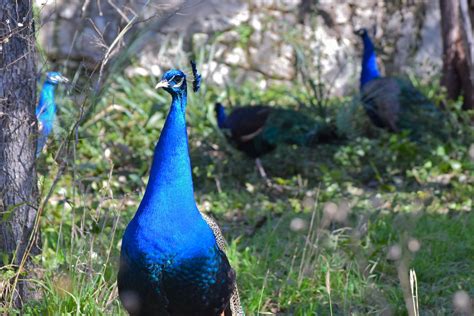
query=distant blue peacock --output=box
[118,62,243,316]
[354,28,445,138]
[215,102,339,177]
[35,71,69,156]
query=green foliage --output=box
[13,68,474,315]
[2,5,468,314]
[235,24,253,48]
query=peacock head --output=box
[45,72,69,85]
[214,103,228,129]
[155,61,201,96]
[353,28,368,38]
[155,69,188,96]
[214,102,224,115]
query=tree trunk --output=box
[0,0,40,308]
[440,0,474,110]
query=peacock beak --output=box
[155,80,169,89]
[353,28,367,37]
[59,75,69,83]
[50,74,69,83]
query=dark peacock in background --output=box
[36,71,69,156]
[354,28,445,139]
[215,102,339,177]
[118,62,243,316]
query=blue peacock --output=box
[354,28,445,138]
[215,102,339,177]
[118,62,243,316]
[35,71,69,156]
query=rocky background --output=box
[36,0,443,95]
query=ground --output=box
[10,72,473,315]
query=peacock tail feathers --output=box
[336,95,379,140]
[201,212,245,316]
[260,108,317,146]
[361,77,446,139]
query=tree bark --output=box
[0,0,40,308]
[440,0,474,110]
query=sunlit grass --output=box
[12,71,474,315]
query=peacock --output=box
[118,62,243,316]
[215,102,339,178]
[35,71,69,156]
[354,28,445,139]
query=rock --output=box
[37,0,443,95]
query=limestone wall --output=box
[37,0,442,95]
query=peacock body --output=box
[35,71,69,156]
[215,102,323,159]
[118,65,241,316]
[354,28,444,138]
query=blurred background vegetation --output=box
[1,0,474,315]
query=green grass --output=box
[5,71,473,315]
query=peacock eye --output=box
[172,76,185,88]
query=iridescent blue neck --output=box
[138,90,196,216]
[37,82,57,115]
[36,82,58,156]
[123,86,216,263]
[360,33,381,88]
[216,105,228,129]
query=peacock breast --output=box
[118,241,234,315]
[121,201,218,264]
[160,245,235,315]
